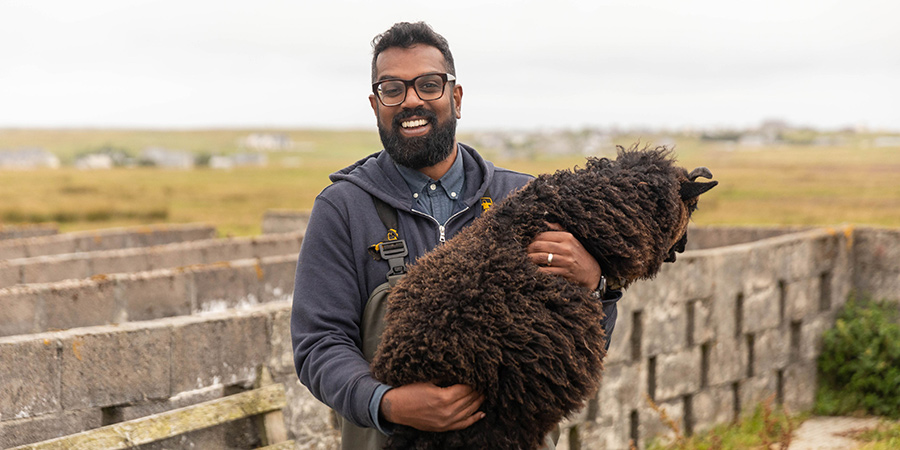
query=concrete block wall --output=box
[0,223,217,260]
[0,232,303,288]
[3,224,899,449]
[261,210,310,235]
[851,226,900,303]
[0,224,58,240]
[0,254,298,337]
[0,302,334,449]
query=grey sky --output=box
[2,0,898,131]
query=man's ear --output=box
[453,84,463,119]
[369,94,378,116]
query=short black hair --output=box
[371,22,455,83]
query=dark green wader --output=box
[338,194,557,450]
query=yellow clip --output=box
[386,228,399,241]
[480,197,493,211]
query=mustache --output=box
[392,107,437,128]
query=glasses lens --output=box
[414,74,445,100]
[378,80,406,105]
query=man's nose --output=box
[400,85,425,109]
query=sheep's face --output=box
[665,167,718,263]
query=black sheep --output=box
[371,145,717,449]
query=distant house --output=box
[139,147,194,169]
[74,153,114,170]
[209,153,268,170]
[0,148,60,169]
[240,133,293,151]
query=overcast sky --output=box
[2,0,898,131]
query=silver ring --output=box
[547,253,554,266]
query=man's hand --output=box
[380,382,485,432]
[527,223,602,290]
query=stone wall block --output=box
[0,408,102,449]
[279,375,340,450]
[691,298,715,346]
[0,334,61,419]
[18,255,90,284]
[692,385,736,434]
[252,233,303,258]
[44,279,117,331]
[191,261,260,313]
[60,323,171,409]
[598,363,643,411]
[118,270,191,322]
[738,374,777,416]
[785,278,816,321]
[0,243,29,260]
[655,348,701,402]
[638,397,684,449]
[260,255,297,303]
[811,233,841,274]
[21,237,78,259]
[170,317,226,393]
[146,243,205,270]
[605,300,638,365]
[643,300,687,356]
[0,261,20,287]
[754,328,790,375]
[202,241,252,264]
[89,249,153,276]
[742,284,781,334]
[170,312,267,393]
[0,287,38,337]
[268,303,295,375]
[74,233,129,252]
[262,210,311,235]
[799,315,834,362]
[783,362,817,412]
[707,337,747,386]
[783,237,814,281]
[676,254,715,300]
[220,312,269,387]
[854,227,900,271]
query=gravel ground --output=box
[789,416,882,450]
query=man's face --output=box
[369,44,463,170]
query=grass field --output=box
[1,128,899,236]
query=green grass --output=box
[852,421,900,449]
[2,129,899,236]
[646,397,805,450]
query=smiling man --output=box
[291,22,621,450]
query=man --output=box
[291,22,621,449]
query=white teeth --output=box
[401,119,428,128]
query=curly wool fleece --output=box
[372,145,717,450]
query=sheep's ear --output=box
[680,180,718,199]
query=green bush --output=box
[816,295,900,418]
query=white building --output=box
[0,148,60,169]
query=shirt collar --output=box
[394,144,466,200]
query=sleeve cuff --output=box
[368,383,395,436]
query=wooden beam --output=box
[10,384,287,450]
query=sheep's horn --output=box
[689,167,713,181]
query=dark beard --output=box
[378,106,456,170]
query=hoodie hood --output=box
[329,143,496,212]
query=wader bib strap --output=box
[339,281,392,450]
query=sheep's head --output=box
[665,166,718,263]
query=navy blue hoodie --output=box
[291,144,533,428]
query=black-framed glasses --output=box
[372,73,456,107]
